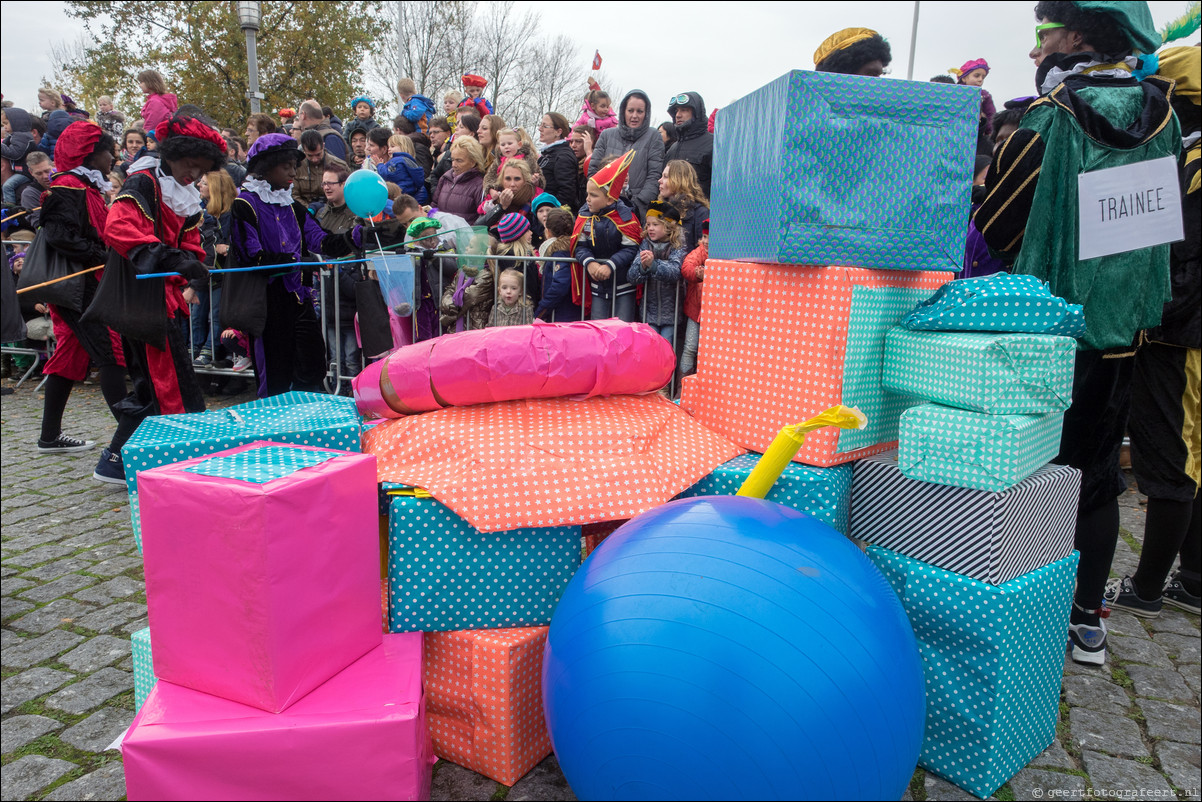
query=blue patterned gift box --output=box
[901,273,1086,338]
[709,70,978,271]
[866,547,1078,799]
[676,454,852,534]
[883,329,1076,415]
[121,392,362,554]
[131,627,156,712]
[386,494,580,633]
[898,403,1065,492]
[850,453,1078,585]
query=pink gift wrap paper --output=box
[140,441,382,713]
[123,633,435,801]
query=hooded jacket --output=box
[665,92,714,199]
[141,92,178,132]
[1,108,37,173]
[38,110,72,158]
[401,94,437,133]
[589,90,665,220]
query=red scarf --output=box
[568,208,643,315]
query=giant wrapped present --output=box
[882,329,1076,414]
[132,627,155,713]
[425,627,552,786]
[123,633,435,802]
[850,454,1078,585]
[900,273,1086,337]
[709,70,977,271]
[867,547,1078,799]
[122,391,362,553]
[386,493,580,632]
[676,453,852,534]
[140,442,381,712]
[680,263,950,466]
[899,404,1065,492]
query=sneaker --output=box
[1104,576,1162,619]
[1068,620,1108,666]
[92,447,127,486]
[1162,577,1202,615]
[193,352,213,367]
[37,434,96,454]
[232,356,252,372]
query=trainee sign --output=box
[1077,156,1183,261]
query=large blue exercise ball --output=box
[542,496,925,801]
[344,169,389,218]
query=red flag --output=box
[592,50,602,70]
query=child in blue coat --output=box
[378,135,428,204]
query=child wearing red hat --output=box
[458,74,495,119]
[951,58,997,149]
[570,151,642,322]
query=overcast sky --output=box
[2,1,1195,125]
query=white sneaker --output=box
[1068,620,1108,666]
[232,356,253,372]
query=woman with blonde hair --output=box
[379,134,426,202]
[657,159,709,251]
[477,113,507,172]
[432,136,485,223]
[136,68,178,131]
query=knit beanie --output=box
[497,212,530,243]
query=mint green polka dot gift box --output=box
[709,70,978,271]
[883,329,1076,415]
[132,627,156,712]
[122,392,363,555]
[386,494,581,633]
[898,403,1066,492]
[676,454,852,535]
[867,546,1079,799]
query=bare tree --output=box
[470,1,539,119]
[518,34,583,129]
[368,0,477,106]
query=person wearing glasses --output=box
[975,1,1177,667]
[664,92,714,199]
[588,90,664,221]
[315,165,364,381]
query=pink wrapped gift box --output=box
[140,441,381,712]
[123,632,434,801]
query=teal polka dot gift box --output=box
[676,453,852,535]
[122,391,363,554]
[867,546,1079,799]
[709,71,978,271]
[132,627,155,712]
[386,494,581,633]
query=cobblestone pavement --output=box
[3,381,1200,801]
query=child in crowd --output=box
[573,80,618,135]
[379,134,428,203]
[491,212,539,308]
[657,159,709,251]
[534,207,580,322]
[485,128,541,200]
[532,192,562,250]
[397,78,436,134]
[951,58,996,153]
[443,92,462,129]
[629,200,686,343]
[347,129,368,170]
[679,219,708,377]
[489,269,535,327]
[571,151,642,322]
[343,95,380,147]
[440,226,496,333]
[1,107,38,204]
[458,74,494,118]
[95,96,125,140]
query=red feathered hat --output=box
[53,120,104,173]
[155,116,228,151]
[589,149,635,201]
[462,74,488,89]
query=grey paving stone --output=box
[0,504,59,526]
[61,528,125,551]
[1,565,18,577]
[44,667,132,715]
[1106,610,1151,640]
[1180,663,1201,695]
[120,616,149,635]
[1007,767,1086,801]
[1151,631,1201,664]
[77,543,130,563]
[43,762,127,801]
[60,706,136,752]
[0,667,74,714]
[1148,613,1201,638]
[1081,750,1175,796]
[1155,740,1201,800]
[1,576,35,595]
[1069,708,1148,758]
[1029,739,1076,771]
[23,557,94,582]
[76,601,147,633]
[17,572,97,603]
[2,599,35,620]
[1109,634,1172,667]
[430,762,502,801]
[1126,664,1194,702]
[72,575,143,605]
[10,598,93,633]
[58,635,132,673]
[1,629,23,649]
[1139,698,1201,743]
[2,542,75,567]
[1062,674,1130,715]
[1,629,85,668]
[86,556,142,577]
[0,754,77,800]
[924,772,985,800]
[1,714,62,754]
[507,755,577,801]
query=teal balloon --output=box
[344,170,389,218]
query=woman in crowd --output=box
[537,112,578,214]
[432,136,485,225]
[588,90,664,220]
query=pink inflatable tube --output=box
[353,320,675,418]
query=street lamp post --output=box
[237,0,264,114]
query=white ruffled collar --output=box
[69,166,112,193]
[1040,55,1137,95]
[128,156,202,217]
[242,176,296,206]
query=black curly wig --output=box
[1033,1,1134,59]
[157,108,227,171]
[815,35,893,75]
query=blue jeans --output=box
[326,325,361,380]
[189,285,224,358]
[3,174,31,205]
[589,292,636,323]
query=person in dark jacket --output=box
[315,164,363,381]
[537,112,578,213]
[665,92,714,199]
[534,207,580,322]
[426,116,454,198]
[432,136,485,224]
[588,90,664,221]
[573,150,642,322]
[2,107,38,203]
[392,115,433,175]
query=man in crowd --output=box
[294,129,347,207]
[20,151,54,227]
[295,100,347,161]
[665,92,713,198]
[315,165,362,382]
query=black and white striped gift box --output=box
[850,453,1080,585]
